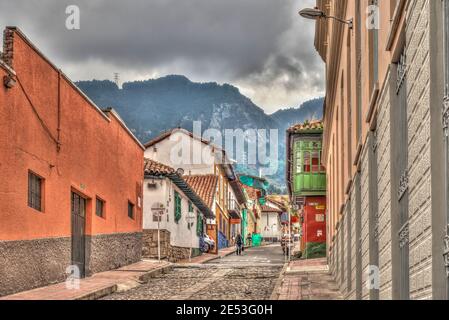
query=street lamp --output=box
[299,7,353,29]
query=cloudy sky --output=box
[0,0,324,113]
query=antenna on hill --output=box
[114,73,120,88]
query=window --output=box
[174,191,182,223]
[196,211,203,236]
[128,201,135,219]
[303,151,311,173]
[96,197,105,218]
[28,171,43,212]
[187,201,193,229]
[311,151,320,173]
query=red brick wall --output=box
[0,28,144,241]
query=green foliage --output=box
[304,242,326,259]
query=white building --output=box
[259,200,283,242]
[142,158,215,262]
[144,128,247,251]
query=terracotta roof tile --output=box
[184,175,218,209]
[239,183,260,201]
[287,120,324,134]
[261,205,283,213]
[144,158,175,176]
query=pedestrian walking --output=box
[235,233,243,256]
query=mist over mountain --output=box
[76,75,323,192]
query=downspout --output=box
[57,70,62,152]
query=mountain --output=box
[271,97,324,134]
[76,76,323,192]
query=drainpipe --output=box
[57,70,62,152]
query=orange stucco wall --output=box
[0,29,144,241]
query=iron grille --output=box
[28,171,42,211]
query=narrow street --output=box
[102,245,285,300]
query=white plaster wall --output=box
[144,129,216,175]
[260,212,281,240]
[143,178,201,249]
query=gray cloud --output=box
[0,0,324,112]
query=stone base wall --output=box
[0,232,143,297]
[142,229,171,259]
[85,232,142,276]
[0,237,71,297]
[142,229,201,263]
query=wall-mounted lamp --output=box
[3,74,16,89]
[299,7,353,29]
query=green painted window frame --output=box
[174,191,182,223]
[196,211,203,236]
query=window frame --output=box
[128,201,135,220]
[95,197,105,218]
[28,171,43,212]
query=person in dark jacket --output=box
[235,233,243,256]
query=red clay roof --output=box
[184,175,218,209]
[261,205,283,213]
[239,183,260,201]
[144,158,175,176]
[287,120,324,134]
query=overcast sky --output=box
[0,0,324,113]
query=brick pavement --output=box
[274,258,342,300]
[0,260,172,300]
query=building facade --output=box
[142,159,214,262]
[260,200,283,243]
[0,27,144,296]
[313,0,449,299]
[287,121,327,258]
[143,128,246,253]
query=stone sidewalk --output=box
[0,260,172,300]
[273,258,342,300]
[177,246,239,264]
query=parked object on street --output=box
[201,234,216,253]
[0,27,145,297]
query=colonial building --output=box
[0,27,144,296]
[142,158,215,262]
[260,200,283,243]
[312,0,449,299]
[143,128,246,253]
[286,121,327,258]
[239,181,263,244]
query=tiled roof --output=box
[287,120,324,134]
[239,183,260,201]
[144,158,175,176]
[261,205,283,213]
[184,175,218,209]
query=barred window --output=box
[28,171,43,212]
[128,201,135,219]
[96,197,105,218]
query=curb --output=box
[76,263,173,300]
[269,263,288,301]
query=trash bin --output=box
[252,234,262,247]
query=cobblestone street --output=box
[102,245,285,300]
